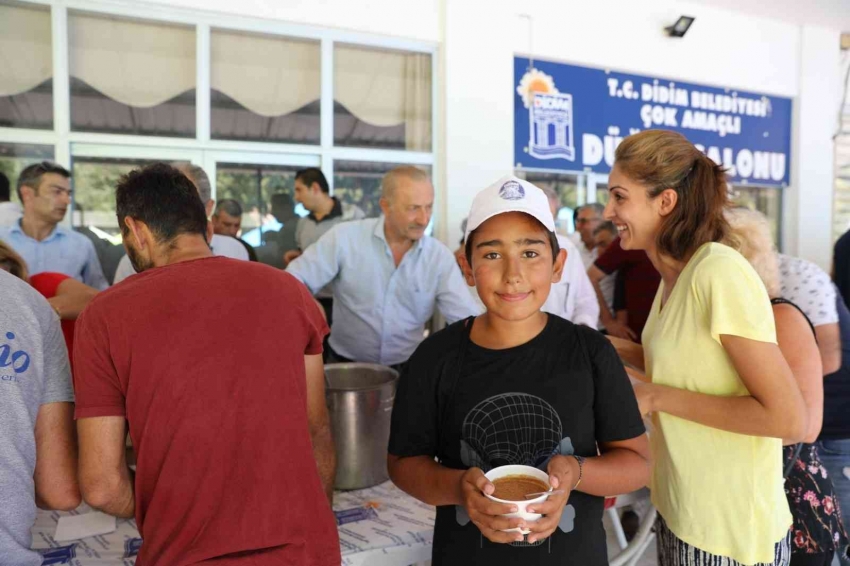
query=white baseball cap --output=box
[465,175,556,243]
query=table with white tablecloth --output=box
[31,481,435,566]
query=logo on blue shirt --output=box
[499,181,525,201]
[0,332,31,380]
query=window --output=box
[68,11,196,137]
[215,162,302,267]
[516,171,582,233]
[334,44,431,151]
[211,29,320,144]
[0,143,55,204]
[730,185,783,248]
[71,157,169,236]
[333,160,432,220]
[0,2,53,129]
[595,182,609,205]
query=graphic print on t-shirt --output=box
[0,331,31,382]
[455,392,577,541]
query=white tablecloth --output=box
[31,481,435,566]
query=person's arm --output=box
[48,278,98,320]
[283,249,302,266]
[607,335,645,371]
[588,265,616,323]
[815,322,841,375]
[387,456,525,543]
[590,242,638,340]
[77,416,135,518]
[436,248,484,323]
[304,353,335,503]
[81,240,109,290]
[286,227,343,295]
[635,334,807,441]
[34,402,80,510]
[774,304,823,443]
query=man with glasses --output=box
[570,203,604,269]
[0,162,108,290]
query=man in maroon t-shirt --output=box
[587,236,660,342]
[74,163,339,566]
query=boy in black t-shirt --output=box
[387,176,650,566]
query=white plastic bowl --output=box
[483,464,552,534]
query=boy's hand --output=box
[459,467,527,543]
[523,455,577,543]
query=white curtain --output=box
[335,45,432,150]
[211,29,320,117]
[0,4,52,97]
[68,12,195,108]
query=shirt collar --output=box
[10,219,66,242]
[308,197,344,223]
[373,216,426,254]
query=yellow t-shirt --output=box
[642,242,791,565]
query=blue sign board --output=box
[514,57,793,187]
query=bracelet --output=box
[570,455,585,491]
[51,304,61,318]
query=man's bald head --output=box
[381,166,430,202]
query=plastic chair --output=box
[607,489,656,566]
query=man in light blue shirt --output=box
[0,162,108,290]
[287,166,481,367]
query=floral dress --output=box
[784,442,849,553]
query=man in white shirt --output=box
[0,172,22,227]
[569,204,604,269]
[113,164,248,284]
[539,187,599,327]
[287,166,480,368]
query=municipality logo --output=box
[529,92,576,161]
[499,180,525,201]
[517,68,576,162]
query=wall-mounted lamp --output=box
[665,16,695,38]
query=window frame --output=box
[0,0,439,229]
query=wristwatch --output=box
[570,455,585,491]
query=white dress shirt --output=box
[287,216,481,366]
[541,234,600,327]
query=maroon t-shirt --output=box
[74,257,339,566]
[594,237,661,340]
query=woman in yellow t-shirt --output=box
[606,130,807,566]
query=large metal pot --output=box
[324,363,399,490]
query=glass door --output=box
[69,143,203,283]
[204,151,320,268]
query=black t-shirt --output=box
[388,315,645,566]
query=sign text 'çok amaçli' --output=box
[514,57,793,187]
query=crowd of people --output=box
[0,128,849,566]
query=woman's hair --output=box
[722,207,780,297]
[0,239,28,281]
[614,130,730,261]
